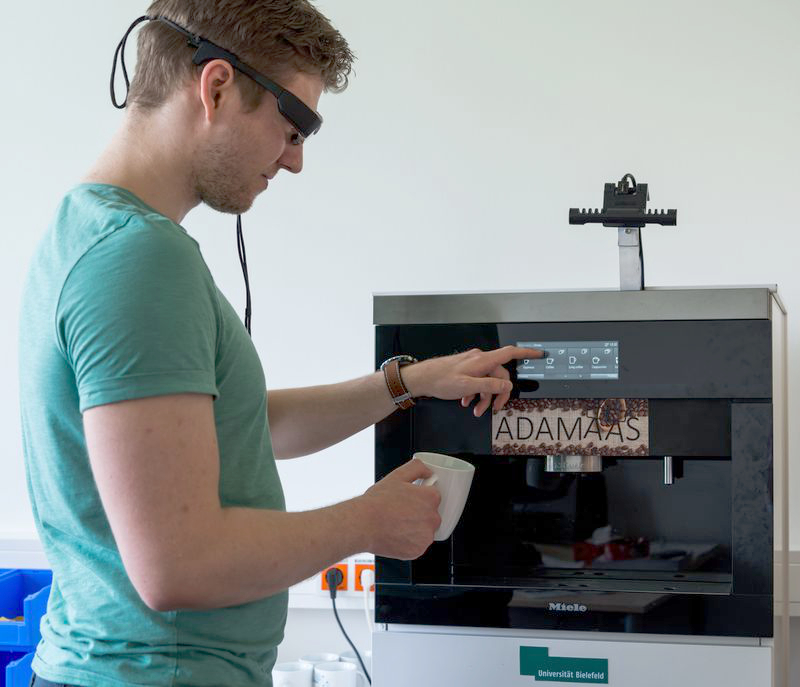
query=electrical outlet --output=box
[354,563,375,592]
[321,563,348,592]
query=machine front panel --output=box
[374,317,774,638]
[375,319,771,399]
[372,629,773,687]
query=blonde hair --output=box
[127,0,354,111]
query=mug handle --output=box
[419,475,438,487]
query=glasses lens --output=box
[277,92,322,139]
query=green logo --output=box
[520,646,609,684]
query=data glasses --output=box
[111,15,323,141]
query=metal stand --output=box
[618,227,644,291]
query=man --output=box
[19,1,542,685]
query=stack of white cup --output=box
[273,651,370,687]
[271,660,313,687]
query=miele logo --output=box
[548,602,588,613]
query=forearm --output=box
[268,364,432,459]
[146,498,371,610]
[268,371,398,458]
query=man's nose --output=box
[279,143,303,174]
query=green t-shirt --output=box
[18,184,287,686]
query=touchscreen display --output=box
[517,341,619,380]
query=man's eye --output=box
[290,132,304,146]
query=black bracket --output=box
[569,174,677,228]
[568,174,678,291]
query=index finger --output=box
[484,345,546,366]
[389,458,434,483]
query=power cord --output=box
[360,568,375,636]
[325,568,372,685]
[236,214,252,336]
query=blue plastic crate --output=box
[0,651,28,687]
[0,569,52,651]
[4,651,32,687]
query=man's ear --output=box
[198,59,238,123]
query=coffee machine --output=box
[372,286,788,686]
[371,178,788,686]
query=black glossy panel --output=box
[499,320,771,398]
[650,400,730,456]
[377,320,771,399]
[413,399,490,455]
[375,586,773,637]
[731,403,773,596]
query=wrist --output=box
[400,361,426,400]
[340,495,377,554]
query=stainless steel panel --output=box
[373,286,777,325]
[618,227,644,291]
[545,454,603,473]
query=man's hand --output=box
[357,459,441,560]
[402,345,545,417]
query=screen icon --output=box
[516,341,618,381]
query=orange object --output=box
[321,564,348,592]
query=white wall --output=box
[2,0,799,680]
[277,608,370,665]
[4,0,799,540]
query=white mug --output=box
[339,650,372,687]
[272,661,313,687]
[313,660,357,687]
[414,452,475,540]
[299,653,340,670]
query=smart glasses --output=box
[111,15,323,142]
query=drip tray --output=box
[425,569,732,596]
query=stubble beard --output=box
[191,140,255,215]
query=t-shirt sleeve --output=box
[56,218,220,412]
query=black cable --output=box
[111,15,151,108]
[112,18,255,332]
[617,173,645,287]
[325,569,372,685]
[639,231,645,289]
[332,598,372,684]
[619,173,637,193]
[236,215,252,335]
